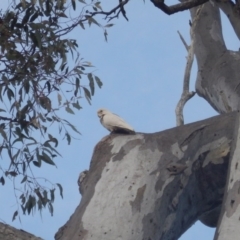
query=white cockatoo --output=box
[97,108,135,134]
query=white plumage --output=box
[97,108,135,134]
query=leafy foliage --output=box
[0,0,110,220]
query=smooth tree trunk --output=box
[188,2,240,239]
[214,112,240,239]
[55,112,238,240]
[56,2,240,240]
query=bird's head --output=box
[97,108,109,118]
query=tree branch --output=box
[214,113,240,239]
[175,30,195,126]
[56,112,236,239]
[84,0,129,21]
[216,0,240,40]
[150,0,209,15]
[55,0,130,38]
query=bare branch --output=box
[177,31,189,51]
[55,0,130,38]
[175,31,198,125]
[150,0,209,15]
[84,0,130,21]
[175,5,206,126]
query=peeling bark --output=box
[55,112,238,240]
[0,222,43,240]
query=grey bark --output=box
[55,112,238,240]
[214,112,240,239]
[0,222,43,240]
[217,1,240,40]
[189,2,240,239]
[190,2,240,114]
[55,2,240,240]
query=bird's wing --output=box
[103,113,134,132]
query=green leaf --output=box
[30,11,39,22]
[48,202,54,216]
[45,0,51,16]
[7,88,14,101]
[67,122,81,135]
[57,93,62,106]
[95,76,103,88]
[21,175,27,184]
[63,119,81,135]
[30,31,39,48]
[65,132,71,145]
[79,21,85,30]
[41,152,55,166]
[12,210,18,221]
[88,73,94,96]
[87,17,99,27]
[22,161,26,174]
[0,176,5,185]
[37,198,42,211]
[33,161,41,167]
[20,194,26,205]
[6,171,18,177]
[104,29,108,42]
[105,24,114,28]
[26,195,36,215]
[43,190,48,202]
[56,183,63,198]
[11,17,17,30]
[39,96,51,111]
[48,135,58,147]
[57,12,68,18]
[60,63,67,71]
[12,149,20,161]
[71,0,76,10]
[72,101,81,110]
[65,106,75,114]
[83,87,91,105]
[50,189,55,202]
[95,2,102,10]
[36,149,42,167]
[38,113,46,122]
[74,77,80,96]
[21,6,32,25]
[44,143,62,157]
[23,80,30,94]
[46,81,51,93]
[0,128,7,141]
[65,67,69,74]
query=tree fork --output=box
[55,112,238,240]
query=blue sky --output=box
[0,0,239,239]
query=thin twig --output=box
[175,5,204,126]
[150,0,208,15]
[177,31,189,51]
[175,32,195,126]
